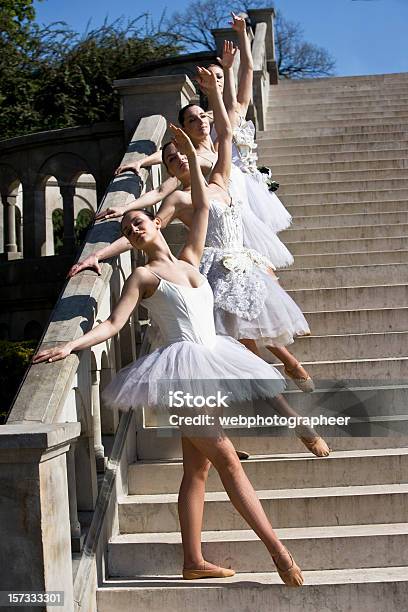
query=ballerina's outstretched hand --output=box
[168,123,196,157]
[217,40,238,70]
[195,66,218,95]
[229,11,247,32]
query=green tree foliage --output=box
[0,339,37,423]
[75,208,93,246]
[0,12,182,139]
[52,208,64,255]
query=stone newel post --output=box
[248,8,279,84]
[0,422,81,611]
[114,75,196,142]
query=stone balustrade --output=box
[0,7,278,606]
[1,114,167,611]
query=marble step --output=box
[267,102,408,115]
[97,567,408,612]
[118,484,408,533]
[283,237,407,255]
[261,149,408,166]
[287,283,408,312]
[135,424,408,460]
[292,251,408,268]
[285,199,408,217]
[291,211,408,229]
[267,116,408,131]
[272,158,408,175]
[277,168,408,186]
[278,178,408,196]
[127,447,408,495]
[284,331,408,361]
[282,357,408,381]
[257,132,408,147]
[280,187,408,204]
[278,262,408,290]
[258,140,408,157]
[108,523,408,576]
[265,123,408,138]
[304,306,408,334]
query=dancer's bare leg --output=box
[185,429,303,584]
[179,436,217,570]
[240,338,310,381]
[239,338,329,456]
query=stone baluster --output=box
[60,184,76,255]
[2,192,18,254]
[66,442,83,551]
[91,368,106,472]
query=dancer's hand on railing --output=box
[230,11,247,33]
[196,66,218,94]
[67,254,102,278]
[169,123,196,157]
[32,342,74,364]
[217,40,238,70]
[95,206,125,221]
[114,161,142,176]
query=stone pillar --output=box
[248,8,279,84]
[91,369,106,472]
[22,184,46,258]
[2,193,18,253]
[113,75,196,141]
[211,27,240,58]
[0,422,81,611]
[66,443,83,552]
[60,184,76,255]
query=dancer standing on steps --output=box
[33,112,304,587]
[67,68,329,457]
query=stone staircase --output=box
[97,73,408,610]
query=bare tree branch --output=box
[165,0,336,79]
[275,11,335,78]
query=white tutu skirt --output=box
[200,244,310,348]
[213,273,311,348]
[229,166,294,269]
[102,335,286,413]
[244,170,292,233]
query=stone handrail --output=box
[1,114,167,611]
[251,22,270,131]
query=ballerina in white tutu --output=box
[34,114,306,586]
[68,68,328,460]
[205,13,292,235]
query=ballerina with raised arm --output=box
[33,120,304,587]
[207,12,293,235]
[67,68,317,400]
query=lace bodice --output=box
[232,115,258,174]
[141,274,217,348]
[200,196,276,321]
[205,197,244,249]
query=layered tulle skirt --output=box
[200,247,310,348]
[229,166,294,269]
[102,335,286,413]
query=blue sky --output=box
[33,0,408,76]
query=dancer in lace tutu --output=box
[69,67,314,396]
[206,13,292,236]
[34,118,305,586]
[68,68,329,460]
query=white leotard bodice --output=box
[141,273,217,349]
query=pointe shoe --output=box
[182,561,235,580]
[236,450,250,460]
[284,362,315,393]
[295,429,331,457]
[272,547,304,587]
